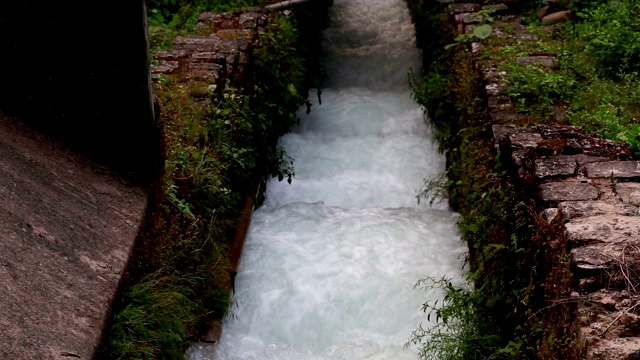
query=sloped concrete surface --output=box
[0,114,147,359]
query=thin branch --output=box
[600,302,640,336]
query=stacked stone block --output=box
[446,0,640,357]
[151,9,268,91]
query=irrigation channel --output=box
[209,0,465,358]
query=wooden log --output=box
[265,0,314,11]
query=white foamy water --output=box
[196,0,466,359]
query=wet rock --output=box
[584,336,640,360]
[564,138,582,154]
[492,123,518,140]
[541,10,572,26]
[151,10,265,90]
[591,289,621,310]
[488,96,513,111]
[198,12,239,33]
[239,11,267,29]
[191,52,226,63]
[471,42,483,53]
[572,244,616,272]
[156,49,189,60]
[151,60,179,76]
[203,320,223,343]
[564,215,640,246]
[483,4,508,13]
[585,161,640,179]
[537,5,551,21]
[485,82,510,96]
[558,201,640,222]
[512,148,533,167]
[483,67,508,81]
[455,12,484,24]
[508,131,543,149]
[616,183,640,204]
[572,137,633,159]
[449,3,481,13]
[516,55,557,68]
[535,124,583,137]
[539,181,598,202]
[490,26,507,38]
[469,10,640,356]
[580,277,602,293]
[216,28,252,41]
[535,155,578,178]
[490,110,532,123]
[536,138,567,155]
[180,36,239,54]
[184,342,218,360]
[513,28,535,41]
[465,24,477,35]
[574,155,610,168]
[543,207,559,223]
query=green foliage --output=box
[145,0,277,52]
[617,124,640,154]
[147,0,259,26]
[444,10,496,50]
[484,0,640,151]
[106,5,328,359]
[572,0,640,78]
[416,173,449,206]
[407,277,502,360]
[408,2,583,359]
[474,24,493,40]
[108,276,201,359]
[552,1,640,148]
[506,63,579,113]
[248,11,323,184]
[408,69,456,153]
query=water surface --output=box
[212,1,465,358]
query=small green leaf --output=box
[473,24,493,39]
[287,83,297,96]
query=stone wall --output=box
[494,124,640,359]
[447,1,640,358]
[152,8,269,91]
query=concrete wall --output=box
[0,0,159,185]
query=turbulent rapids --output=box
[210,0,466,359]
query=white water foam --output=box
[195,0,467,359]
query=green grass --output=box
[108,275,201,359]
[487,0,640,144]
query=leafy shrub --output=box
[617,124,640,154]
[507,64,579,113]
[407,277,502,360]
[573,0,640,78]
[147,0,259,25]
[106,5,327,359]
[108,276,201,359]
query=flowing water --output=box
[208,0,466,358]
